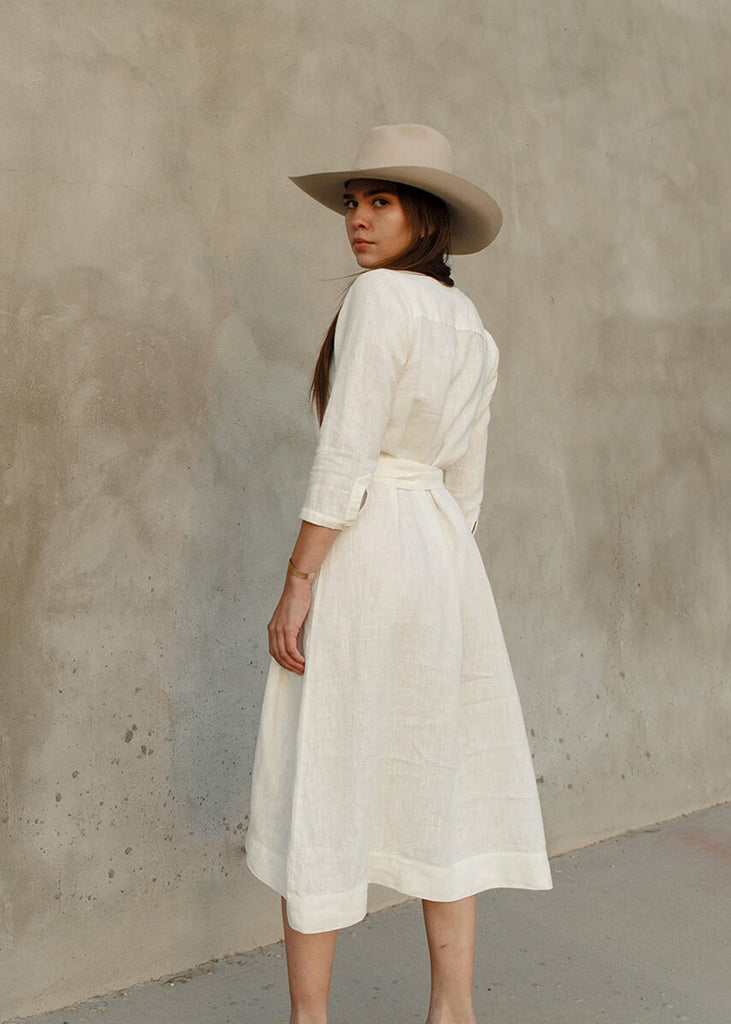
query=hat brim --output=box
[290,166,502,255]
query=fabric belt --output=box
[372,454,445,490]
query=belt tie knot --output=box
[372,454,444,490]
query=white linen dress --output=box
[246,268,552,933]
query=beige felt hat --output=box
[290,123,502,254]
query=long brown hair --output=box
[310,182,454,424]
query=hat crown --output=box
[351,124,454,174]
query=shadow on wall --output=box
[170,310,312,835]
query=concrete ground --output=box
[8,802,730,1024]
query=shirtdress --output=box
[246,268,552,933]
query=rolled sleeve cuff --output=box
[299,508,347,529]
[299,471,371,531]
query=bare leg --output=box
[281,898,338,1024]
[422,895,478,1024]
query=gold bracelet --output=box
[287,558,316,581]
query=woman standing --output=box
[247,124,551,1024]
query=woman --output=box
[247,124,551,1024]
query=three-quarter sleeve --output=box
[300,270,413,529]
[443,341,499,534]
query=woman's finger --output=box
[268,624,305,674]
[282,627,305,672]
[267,578,311,674]
[272,636,302,673]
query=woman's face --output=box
[343,179,413,268]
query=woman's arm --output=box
[267,520,339,675]
[269,272,410,674]
[299,270,412,530]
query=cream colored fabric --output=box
[247,269,551,933]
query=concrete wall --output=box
[1,0,729,1017]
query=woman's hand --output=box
[267,520,339,675]
[267,575,312,675]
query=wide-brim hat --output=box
[290,123,502,255]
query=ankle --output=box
[290,1011,327,1024]
[426,1001,477,1024]
[426,1015,477,1024]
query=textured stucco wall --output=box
[1,0,729,1017]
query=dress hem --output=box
[246,832,552,934]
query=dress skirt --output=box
[246,455,552,934]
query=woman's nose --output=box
[351,203,369,228]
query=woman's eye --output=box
[344,199,357,210]
[373,197,389,207]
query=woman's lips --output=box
[352,239,373,249]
